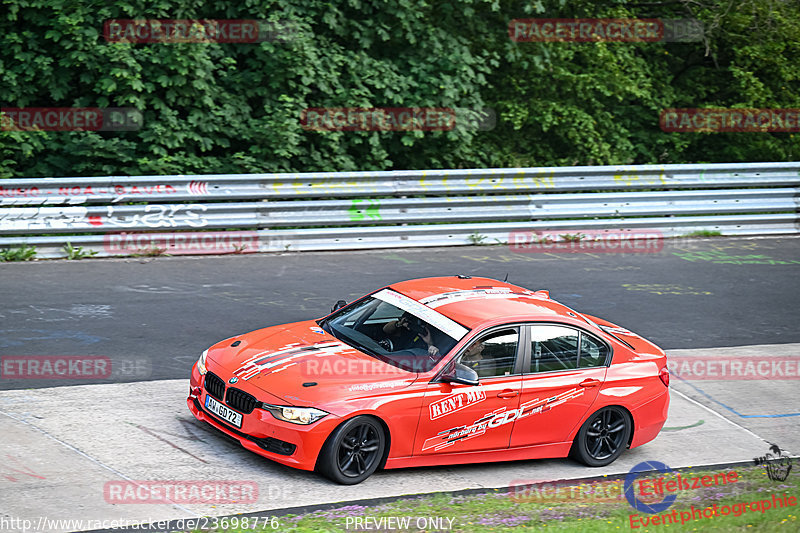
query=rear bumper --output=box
[629,387,670,448]
[188,367,340,471]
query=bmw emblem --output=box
[228,377,239,384]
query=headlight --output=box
[262,404,328,425]
[197,349,208,375]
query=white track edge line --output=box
[670,388,768,444]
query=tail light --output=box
[659,366,670,387]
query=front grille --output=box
[192,398,297,456]
[226,387,258,414]
[204,372,226,401]
[255,437,297,456]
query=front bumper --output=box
[187,363,340,471]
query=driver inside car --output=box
[382,312,440,357]
[457,339,496,378]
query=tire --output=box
[317,416,386,484]
[570,406,631,467]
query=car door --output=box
[509,324,610,448]
[413,326,524,455]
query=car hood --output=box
[206,320,418,407]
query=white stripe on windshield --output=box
[374,288,469,340]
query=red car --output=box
[188,276,669,484]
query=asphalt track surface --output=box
[1,236,799,532]
[1,236,800,390]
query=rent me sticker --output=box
[430,389,487,420]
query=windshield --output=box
[319,292,464,373]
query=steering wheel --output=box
[378,337,394,351]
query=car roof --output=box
[389,276,582,330]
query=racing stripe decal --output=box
[233,341,343,380]
[421,387,584,452]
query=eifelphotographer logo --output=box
[754,444,794,482]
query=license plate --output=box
[205,395,243,428]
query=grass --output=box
[559,232,587,242]
[683,230,723,238]
[62,242,98,260]
[187,464,798,532]
[0,244,37,261]
[467,231,488,245]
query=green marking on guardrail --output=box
[348,199,381,221]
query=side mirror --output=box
[331,300,347,313]
[441,363,479,386]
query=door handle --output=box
[579,378,601,388]
[497,389,520,399]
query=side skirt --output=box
[384,442,572,469]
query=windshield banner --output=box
[373,289,469,341]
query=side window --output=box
[579,333,609,368]
[457,328,519,378]
[530,325,579,373]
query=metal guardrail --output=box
[1,162,798,258]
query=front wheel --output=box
[317,416,385,484]
[570,406,631,467]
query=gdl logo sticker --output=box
[624,460,677,514]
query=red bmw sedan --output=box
[188,276,669,484]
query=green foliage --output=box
[467,231,488,245]
[684,230,723,237]
[0,0,798,178]
[485,0,800,167]
[62,241,98,259]
[0,244,37,261]
[559,232,586,242]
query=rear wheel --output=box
[570,406,631,467]
[317,416,385,484]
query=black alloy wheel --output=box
[318,416,385,484]
[570,406,631,467]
